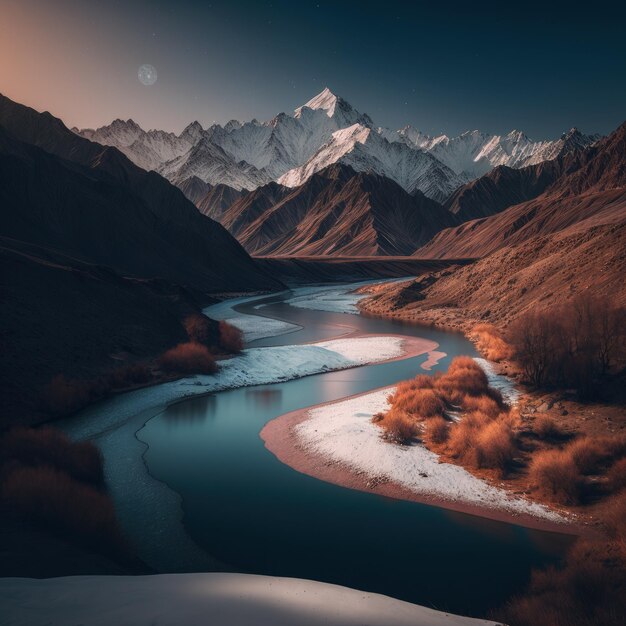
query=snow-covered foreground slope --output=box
[0,574,500,626]
[295,383,565,523]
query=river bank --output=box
[261,382,578,535]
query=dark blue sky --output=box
[3,0,625,138]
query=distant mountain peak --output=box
[299,87,340,116]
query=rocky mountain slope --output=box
[361,121,626,328]
[218,163,458,256]
[416,122,626,258]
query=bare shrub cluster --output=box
[42,362,155,417]
[183,313,217,346]
[158,342,218,374]
[472,323,514,362]
[528,434,626,505]
[0,427,127,556]
[218,320,244,353]
[374,356,517,474]
[509,294,626,399]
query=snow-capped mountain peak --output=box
[297,87,340,116]
[74,88,601,203]
[294,88,374,129]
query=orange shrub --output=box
[472,324,514,362]
[606,458,626,494]
[1,466,126,553]
[377,409,419,444]
[462,393,503,418]
[0,427,104,486]
[529,449,581,504]
[390,387,446,419]
[568,436,613,474]
[424,416,449,445]
[446,411,491,464]
[435,357,490,402]
[219,320,244,353]
[159,342,218,375]
[604,492,626,551]
[183,313,216,346]
[42,374,103,416]
[475,419,517,473]
[533,415,563,440]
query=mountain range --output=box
[75,88,599,203]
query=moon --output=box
[138,64,157,86]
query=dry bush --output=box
[472,324,514,362]
[1,466,126,553]
[424,416,449,445]
[436,357,490,402]
[219,320,244,353]
[568,436,614,475]
[475,418,517,473]
[606,458,626,494]
[529,449,581,504]
[183,313,216,346]
[394,375,434,396]
[377,409,419,444]
[533,414,564,440]
[604,492,626,552]
[42,374,105,416]
[462,393,502,418]
[446,411,492,465]
[390,387,446,419]
[508,295,626,398]
[0,428,104,486]
[495,535,626,626]
[159,342,218,375]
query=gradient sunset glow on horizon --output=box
[1,0,625,138]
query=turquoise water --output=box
[132,291,572,618]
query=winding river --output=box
[60,283,572,618]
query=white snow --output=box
[224,315,298,342]
[204,292,300,342]
[75,90,600,195]
[284,284,369,314]
[0,573,499,626]
[197,336,404,390]
[296,388,565,523]
[474,357,520,406]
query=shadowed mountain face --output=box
[0,93,280,294]
[417,122,626,259]
[197,184,245,221]
[0,93,283,424]
[216,163,458,256]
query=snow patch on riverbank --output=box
[225,315,299,343]
[187,336,405,390]
[296,388,564,523]
[285,284,367,314]
[475,357,520,405]
[0,574,499,626]
[204,293,299,342]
